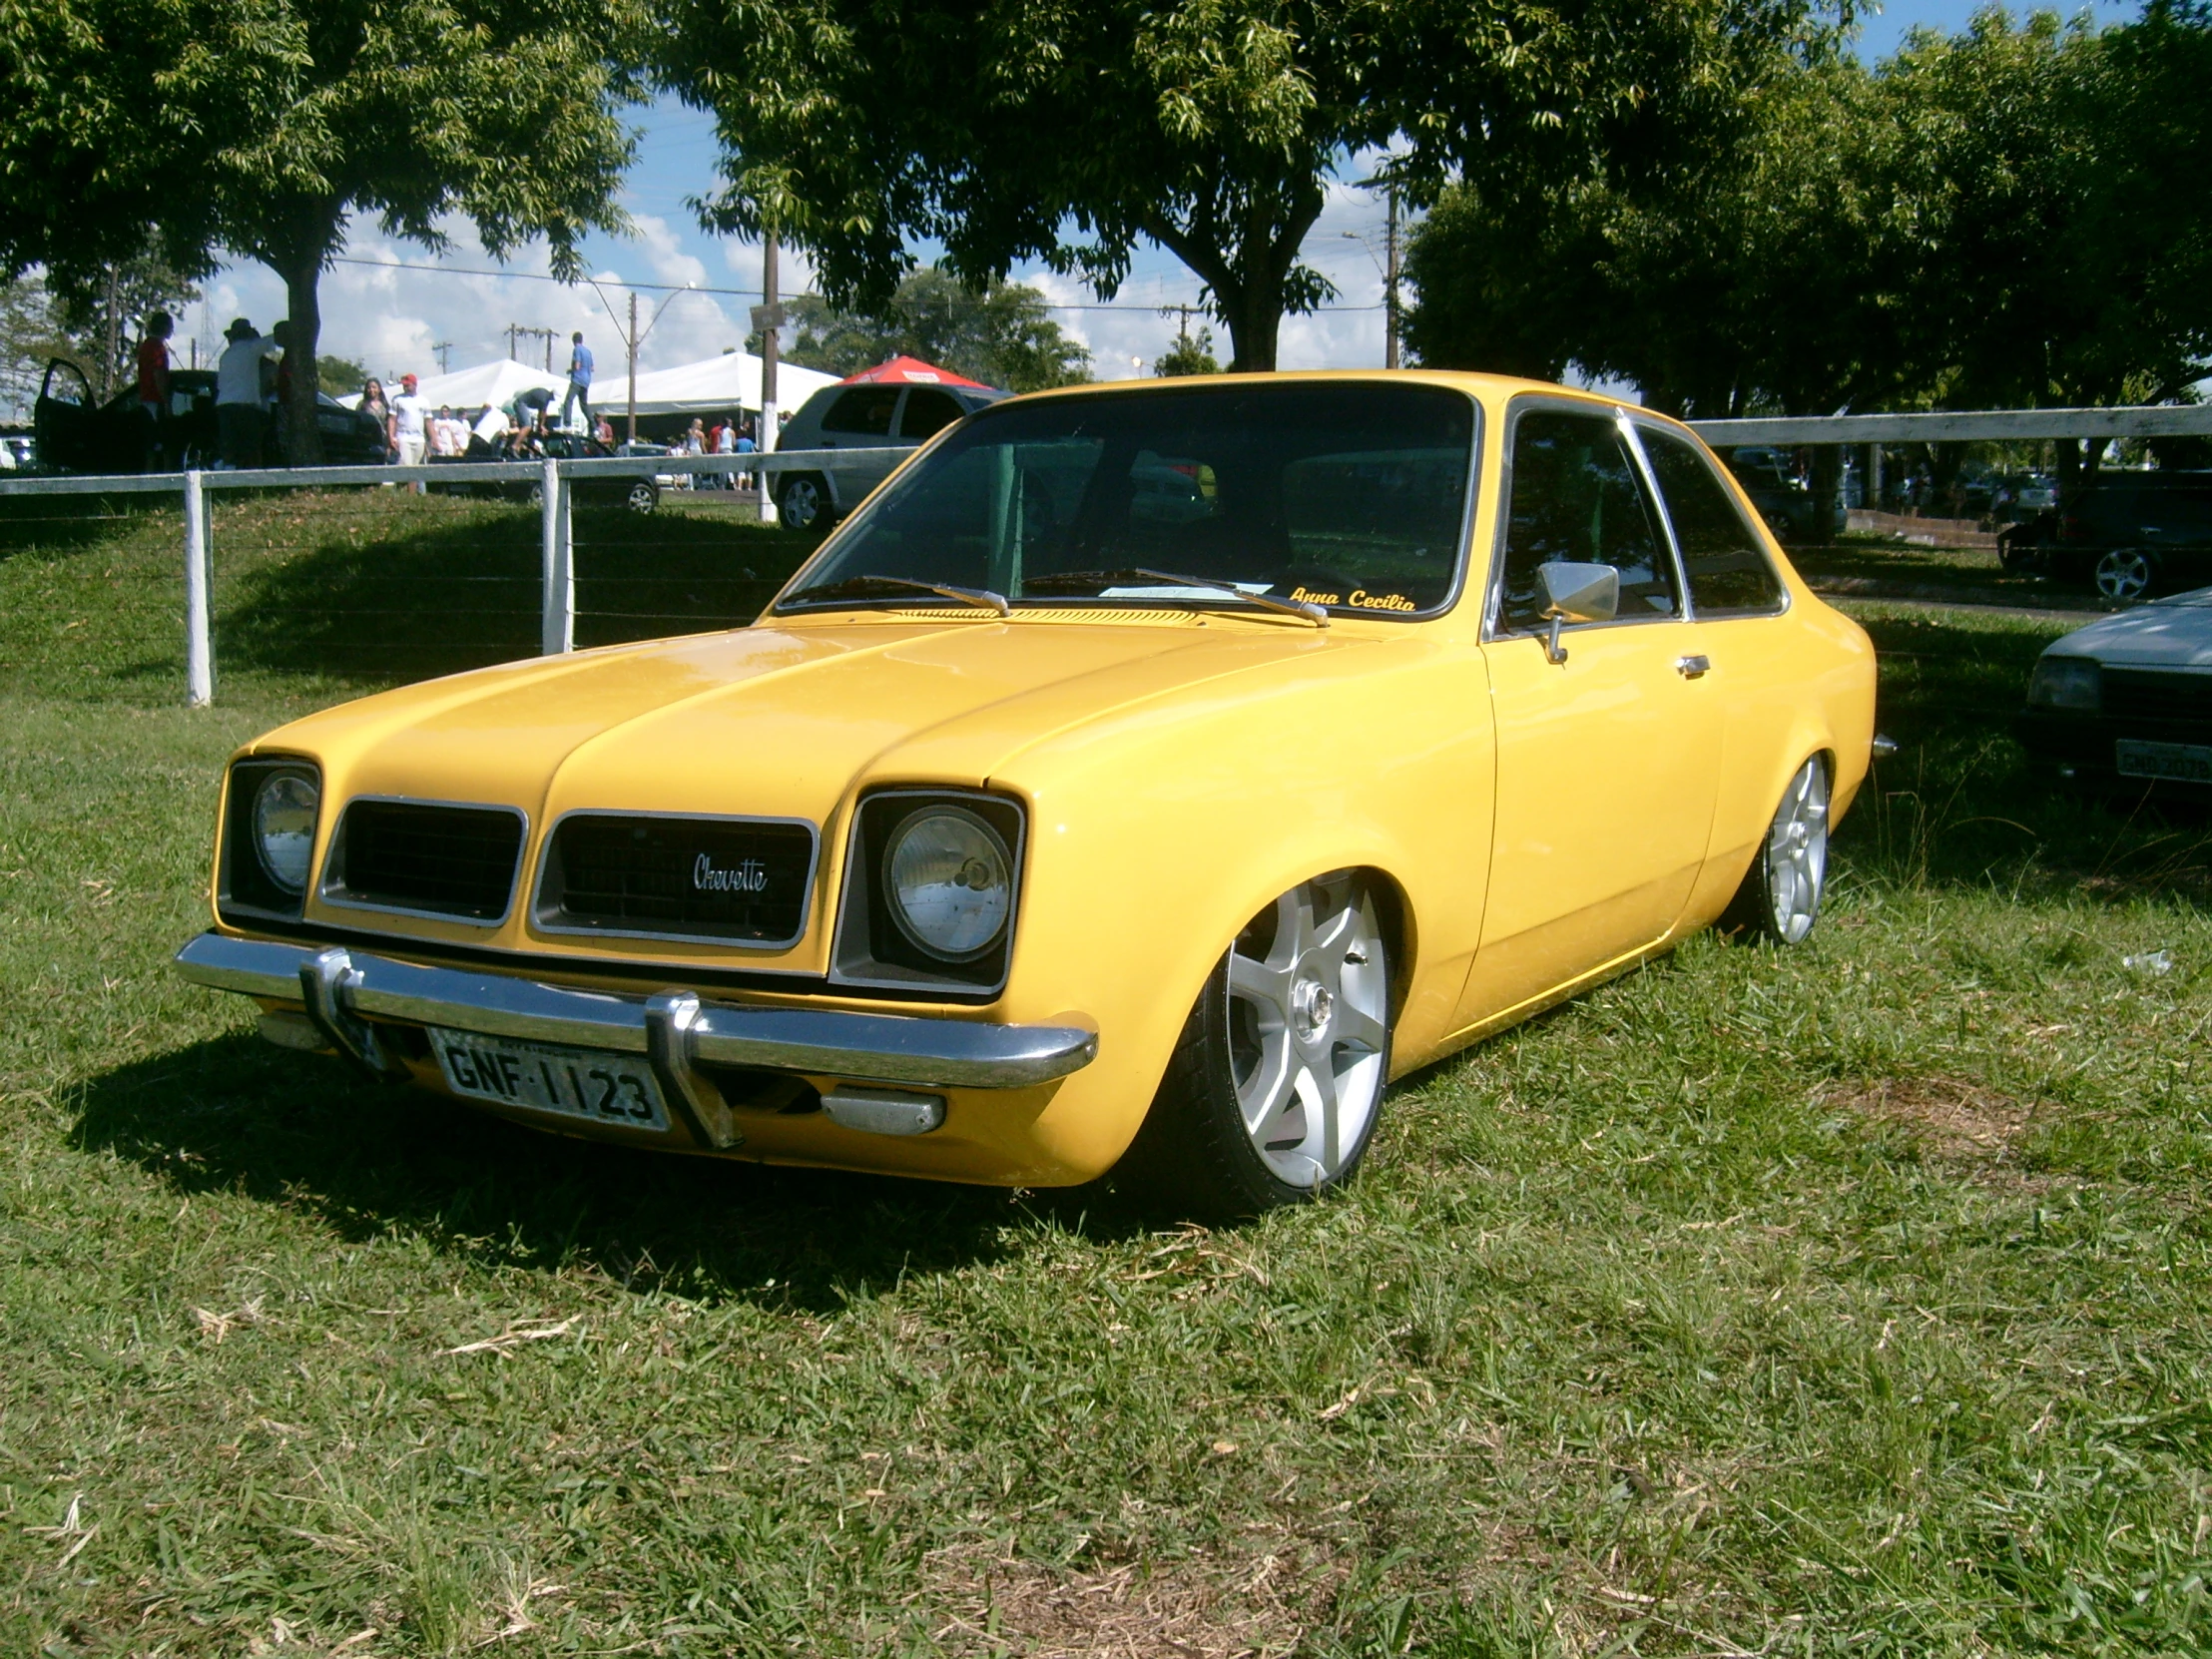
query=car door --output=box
[1455,401,1721,1030]
[1631,420,1799,890]
[817,386,904,503]
[34,359,96,472]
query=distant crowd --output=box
[131,313,767,487]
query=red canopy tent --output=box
[839,354,990,388]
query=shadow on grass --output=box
[0,490,184,557]
[69,1032,1116,1309]
[213,502,824,683]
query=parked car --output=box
[0,433,30,470]
[172,372,1877,1217]
[2017,585,2212,794]
[772,379,1007,530]
[33,358,386,473]
[441,432,660,513]
[1721,445,1820,542]
[2011,470,2212,601]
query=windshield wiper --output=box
[783,573,1009,615]
[1020,567,1327,627]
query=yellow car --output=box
[175,372,1876,1216]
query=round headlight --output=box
[883,807,1012,960]
[253,771,319,895]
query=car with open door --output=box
[172,373,1876,1218]
[33,358,386,473]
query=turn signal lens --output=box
[2026,654,2101,714]
[253,771,319,894]
[883,807,1011,960]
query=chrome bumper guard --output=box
[174,932,1097,1150]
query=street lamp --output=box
[589,280,694,444]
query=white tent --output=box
[336,359,565,413]
[622,351,839,418]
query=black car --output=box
[1720,446,1820,542]
[2002,471,2212,602]
[33,358,388,473]
[445,432,660,513]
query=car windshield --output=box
[779,381,1476,619]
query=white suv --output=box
[774,380,1006,530]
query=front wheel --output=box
[2094,547,2157,603]
[1115,872,1391,1218]
[1722,757,1830,944]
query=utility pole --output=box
[627,291,639,445]
[430,340,453,374]
[752,232,784,522]
[1384,186,1401,370]
[505,323,556,368]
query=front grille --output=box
[322,800,525,921]
[536,814,816,945]
[2104,669,2212,729]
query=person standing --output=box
[389,372,429,489]
[359,378,394,461]
[216,318,280,469]
[135,311,174,469]
[561,331,594,431]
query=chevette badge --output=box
[693,853,769,893]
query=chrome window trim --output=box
[829,787,1028,996]
[775,381,1486,626]
[527,807,822,951]
[315,794,528,928]
[1626,416,1793,622]
[1481,395,1689,645]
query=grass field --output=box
[2,495,2208,1656]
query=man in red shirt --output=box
[136,311,174,470]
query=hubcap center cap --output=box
[1292,976,1334,1041]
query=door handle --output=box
[1675,654,1712,679]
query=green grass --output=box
[2,498,2209,1656]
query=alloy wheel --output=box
[1224,877,1388,1188]
[1764,758,1829,944]
[627,479,658,514]
[780,476,823,532]
[2094,549,2154,603]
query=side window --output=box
[897,388,965,440]
[1496,408,1676,632]
[1640,427,1786,616]
[822,387,901,437]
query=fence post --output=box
[183,469,213,707]
[540,457,573,655]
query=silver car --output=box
[773,380,1007,530]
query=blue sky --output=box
[188,0,2139,391]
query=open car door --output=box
[34,359,96,472]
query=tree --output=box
[0,264,198,416]
[657,0,1824,371]
[1,0,647,461]
[316,355,369,398]
[778,269,1091,391]
[1154,326,1222,377]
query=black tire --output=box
[1113,875,1392,1220]
[626,478,659,515]
[778,472,832,532]
[1720,756,1830,945]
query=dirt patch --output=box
[923,1544,1328,1658]
[1828,1075,2039,1174]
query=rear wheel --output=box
[778,473,832,532]
[1116,872,1391,1218]
[1722,757,1830,944]
[626,479,659,514]
[2094,547,2157,603]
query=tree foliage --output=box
[1154,326,1223,377]
[777,269,1091,392]
[0,0,647,460]
[1404,3,2212,429]
[657,0,1825,371]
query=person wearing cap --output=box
[389,372,429,488]
[216,317,280,469]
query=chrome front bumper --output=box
[173,931,1097,1150]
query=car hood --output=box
[2047,587,2212,669]
[254,614,1370,828]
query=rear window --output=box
[898,388,966,439]
[1639,426,1787,616]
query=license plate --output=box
[2115,739,2212,783]
[430,1027,669,1131]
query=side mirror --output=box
[1536,561,1619,664]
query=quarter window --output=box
[1497,408,1676,632]
[898,388,965,439]
[1640,427,1787,616]
[822,387,901,437]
